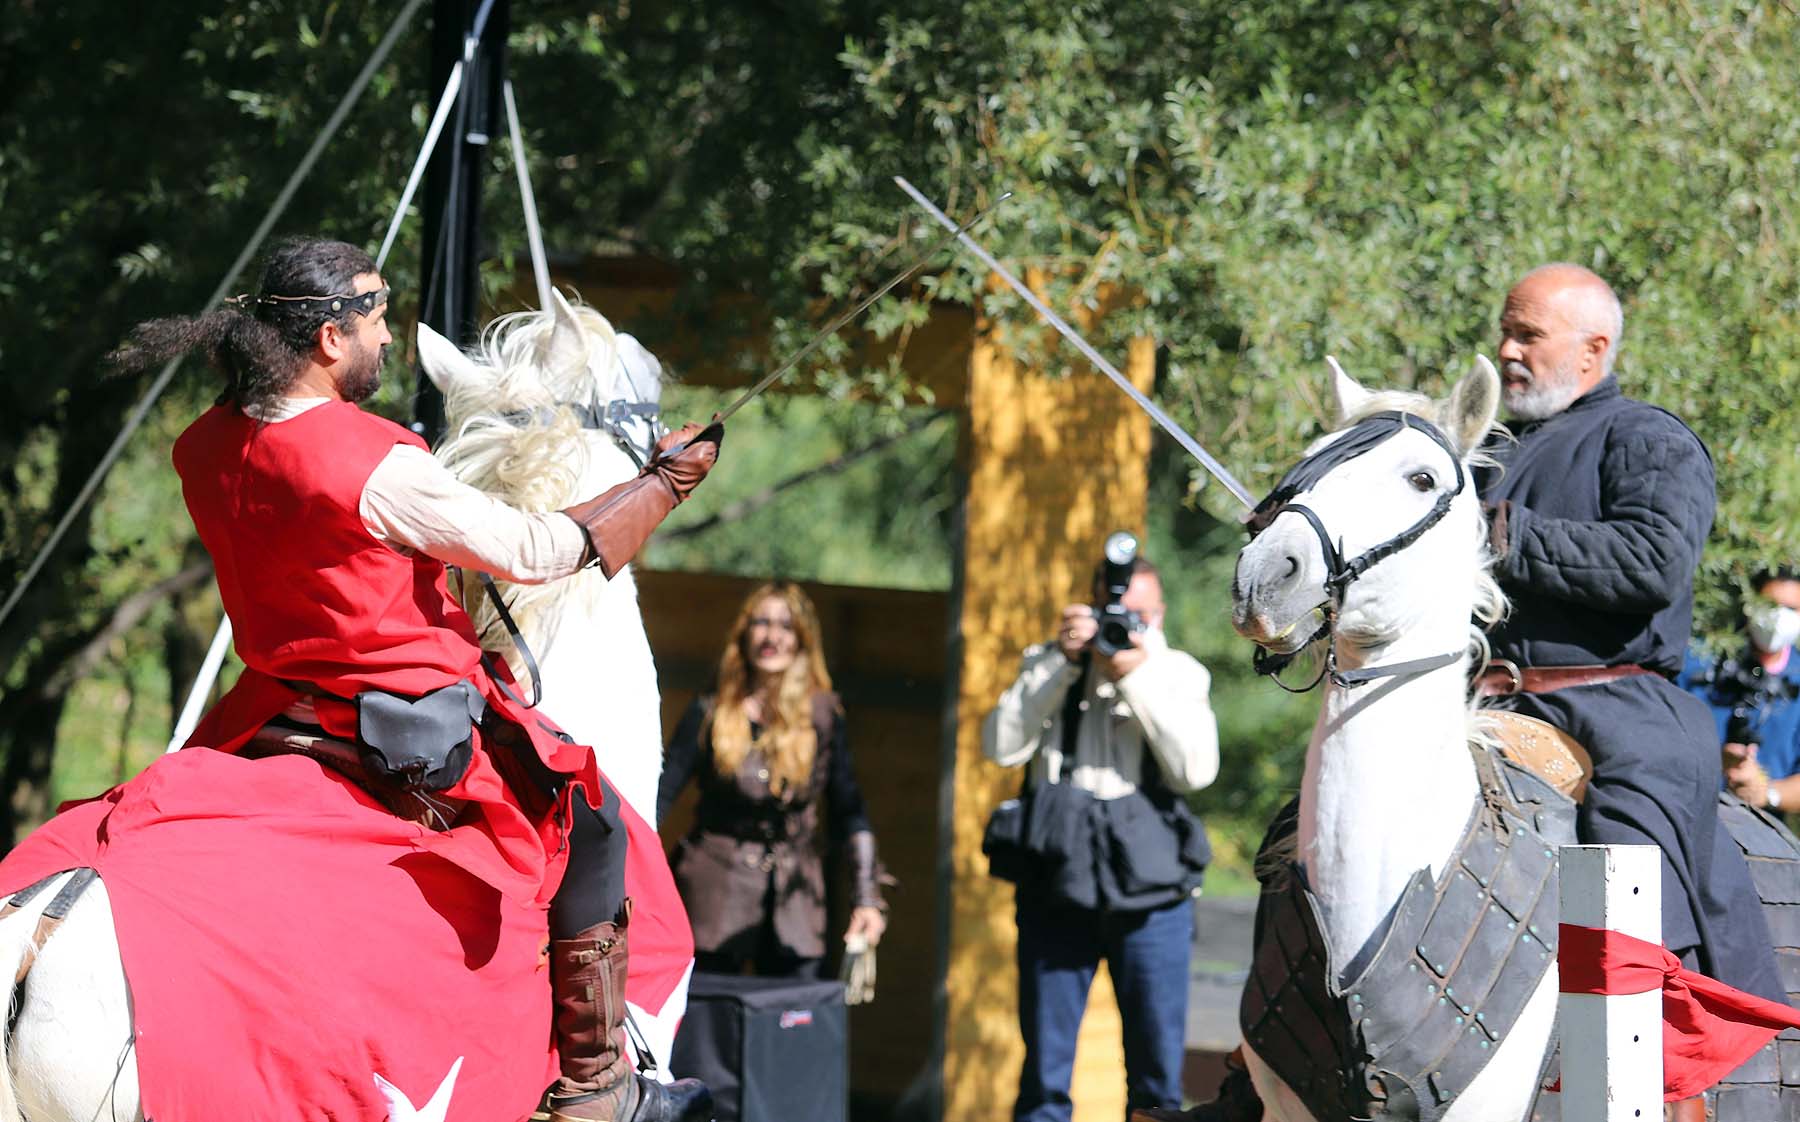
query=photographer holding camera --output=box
[1680,567,1800,813]
[981,534,1219,1122]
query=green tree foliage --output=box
[4,1,1796,855]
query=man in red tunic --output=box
[84,236,715,1121]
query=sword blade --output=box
[710,192,1013,425]
[894,176,1256,511]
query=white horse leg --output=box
[0,872,141,1122]
[1241,1041,1315,1122]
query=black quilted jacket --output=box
[1475,376,1715,676]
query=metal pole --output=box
[895,176,1257,510]
[415,0,509,443]
[502,81,552,311]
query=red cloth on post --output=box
[1559,922,1800,1100]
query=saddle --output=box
[1488,711,1593,803]
[241,722,468,831]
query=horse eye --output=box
[1407,470,1436,492]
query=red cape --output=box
[0,739,691,1121]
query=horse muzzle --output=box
[1234,522,1328,651]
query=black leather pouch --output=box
[354,679,487,792]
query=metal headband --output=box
[226,285,391,320]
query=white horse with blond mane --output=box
[416,291,671,830]
[416,292,689,1075]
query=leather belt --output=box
[713,818,794,845]
[1472,659,1656,698]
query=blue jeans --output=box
[1013,893,1194,1122]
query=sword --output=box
[680,192,1012,443]
[894,176,1256,511]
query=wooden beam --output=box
[942,308,1156,1121]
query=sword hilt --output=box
[650,419,724,464]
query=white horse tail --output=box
[0,868,140,1122]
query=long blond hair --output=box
[706,581,834,797]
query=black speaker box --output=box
[669,972,848,1122]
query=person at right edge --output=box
[1137,265,1786,1122]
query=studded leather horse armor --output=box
[1240,744,1575,1121]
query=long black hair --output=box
[110,237,377,413]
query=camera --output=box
[1091,531,1145,657]
[1697,653,1800,747]
[1727,704,1762,748]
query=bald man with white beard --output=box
[1474,264,1784,1006]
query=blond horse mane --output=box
[432,300,659,664]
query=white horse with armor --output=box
[1226,355,1562,1122]
[0,294,686,1121]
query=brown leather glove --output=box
[560,420,722,578]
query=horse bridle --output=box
[1245,410,1470,691]
[476,392,666,710]
[501,396,666,467]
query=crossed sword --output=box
[698,178,1255,513]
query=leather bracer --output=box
[561,421,720,578]
[848,829,892,912]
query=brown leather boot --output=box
[1129,1046,1262,1122]
[544,901,712,1122]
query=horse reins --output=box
[1246,410,1470,692]
[474,394,666,708]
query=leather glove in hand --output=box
[561,418,725,578]
[647,420,723,502]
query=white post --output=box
[1559,843,1663,1120]
[166,614,233,754]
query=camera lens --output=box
[1104,531,1138,567]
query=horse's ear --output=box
[416,322,487,395]
[539,289,591,377]
[1446,355,1502,454]
[1328,355,1373,422]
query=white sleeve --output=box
[981,643,1082,768]
[359,444,589,584]
[1113,647,1220,793]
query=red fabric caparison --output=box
[1559,923,1800,1100]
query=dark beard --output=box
[341,342,384,403]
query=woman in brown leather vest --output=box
[656,581,889,978]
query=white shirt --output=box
[244,397,588,584]
[981,629,1220,799]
